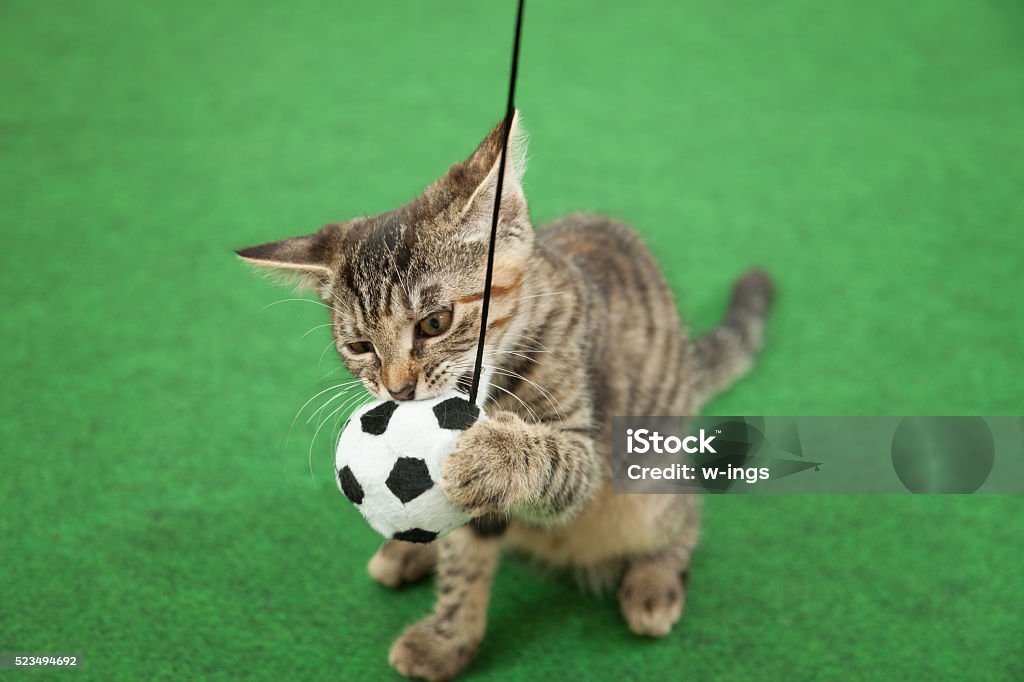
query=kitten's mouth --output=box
[455,371,474,395]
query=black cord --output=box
[468,0,525,405]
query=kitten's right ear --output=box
[236,224,340,293]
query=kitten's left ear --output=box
[455,110,531,248]
[236,223,341,293]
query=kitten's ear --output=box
[236,224,340,293]
[455,110,531,248]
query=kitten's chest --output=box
[503,484,681,568]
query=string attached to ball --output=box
[335,0,526,542]
[468,0,525,405]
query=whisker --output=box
[284,379,360,466]
[514,334,553,353]
[308,387,372,482]
[317,389,374,430]
[291,380,361,430]
[485,380,541,423]
[481,362,565,419]
[262,296,346,319]
[483,350,540,364]
[331,393,376,446]
[261,297,330,312]
[519,291,569,300]
[318,338,339,366]
[307,384,364,425]
[301,322,335,339]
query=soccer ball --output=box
[335,393,481,543]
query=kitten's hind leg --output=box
[617,507,699,637]
[389,526,501,680]
[368,539,437,588]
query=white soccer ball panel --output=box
[334,392,483,543]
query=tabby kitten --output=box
[238,112,773,681]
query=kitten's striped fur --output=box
[239,113,773,680]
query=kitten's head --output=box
[238,113,532,401]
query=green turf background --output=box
[2,1,1022,679]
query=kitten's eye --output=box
[347,341,374,355]
[417,310,453,338]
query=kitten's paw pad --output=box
[441,414,531,517]
[618,567,685,638]
[368,540,437,588]
[388,618,479,681]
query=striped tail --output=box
[690,269,775,407]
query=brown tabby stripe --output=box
[456,278,522,304]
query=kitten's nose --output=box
[388,383,416,401]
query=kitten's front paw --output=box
[389,617,479,681]
[441,412,534,518]
[367,539,437,588]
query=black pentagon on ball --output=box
[433,397,480,431]
[337,465,364,505]
[386,456,434,503]
[361,401,399,435]
[393,528,438,543]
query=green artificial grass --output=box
[2,1,1023,679]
